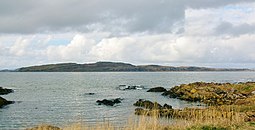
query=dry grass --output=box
[27,105,255,130]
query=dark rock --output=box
[0,87,13,95]
[134,100,174,117]
[135,108,145,115]
[162,104,172,109]
[147,87,167,92]
[84,93,95,95]
[0,96,13,108]
[133,99,162,109]
[96,98,122,106]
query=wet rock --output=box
[134,99,174,117]
[162,104,172,109]
[96,98,122,106]
[133,99,162,109]
[135,108,145,115]
[0,87,13,95]
[26,125,61,130]
[147,87,167,92]
[84,93,95,95]
[118,85,145,90]
[0,96,13,108]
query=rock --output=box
[162,104,172,109]
[161,82,255,106]
[84,93,95,95]
[26,125,61,130]
[134,100,174,117]
[118,85,145,90]
[96,98,122,106]
[135,108,145,115]
[0,87,13,95]
[147,87,167,92]
[0,96,13,108]
[133,99,162,109]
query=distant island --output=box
[7,62,250,72]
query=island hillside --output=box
[16,62,249,72]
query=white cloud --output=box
[46,34,96,62]
[1,2,255,69]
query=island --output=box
[14,62,250,72]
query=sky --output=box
[0,0,255,69]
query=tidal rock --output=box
[134,99,162,109]
[118,85,145,90]
[0,87,13,95]
[0,96,13,108]
[96,98,122,106]
[84,93,95,95]
[147,87,167,92]
[162,104,172,109]
[134,99,174,117]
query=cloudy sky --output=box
[1,0,255,69]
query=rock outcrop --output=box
[147,87,167,92]
[162,82,255,105]
[0,87,14,108]
[96,98,122,106]
[133,99,174,117]
[0,87,13,95]
[0,96,13,108]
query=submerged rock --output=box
[0,96,13,108]
[0,87,13,95]
[96,98,122,106]
[84,93,95,95]
[147,87,167,92]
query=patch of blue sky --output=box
[48,39,71,45]
[224,4,253,13]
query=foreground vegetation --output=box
[26,82,255,130]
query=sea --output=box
[0,72,255,130]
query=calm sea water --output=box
[0,72,255,130]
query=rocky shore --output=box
[162,82,255,105]
[134,82,255,123]
[0,87,14,108]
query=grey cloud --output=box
[215,22,255,36]
[0,0,253,34]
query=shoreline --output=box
[25,81,255,130]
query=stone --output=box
[118,85,145,90]
[0,96,13,108]
[147,87,167,92]
[162,104,172,109]
[96,98,122,106]
[133,99,162,109]
[0,87,13,95]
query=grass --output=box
[26,105,255,130]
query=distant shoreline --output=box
[1,61,252,72]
